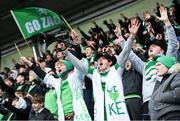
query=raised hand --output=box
[71,29,78,40]
[156,5,169,22]
[128,18,140,37]
[71,29,80,44]
[143,11,151,20]
[20,56,33,67]
[114,23,122,38]
[114,23,124,45]
[147,22,155,34]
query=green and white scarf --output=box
[145,55,161,81]
[90,66,130,121]
[43,68,91,121]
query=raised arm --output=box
[129,51,144,75]
[65,50,89,75]
[115,19,141,68]
[3,100,29,117]
[115,20,144,74]
[63,30,90,75]
[157,5,179,57]
[20,57,60,88]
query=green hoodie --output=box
[45,89,58,118]
[58,60,74,80]
[58,60,74,116]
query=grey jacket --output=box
[149,65,180,120]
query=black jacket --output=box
[0,77,15,99]
[149,72,180,120]
[122,68,142,96]
[2,101,29,120]
[28,108,55,120]
[24,82,43,96]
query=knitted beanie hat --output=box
[61,60,74,72]
[156,56,176,69]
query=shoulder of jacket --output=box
[168,63,180,74]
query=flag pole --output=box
[24,39,31,49]
[14,42,23,57]
[61,15,81,45]
[61,15,73,31]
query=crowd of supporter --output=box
[0,1,180,120]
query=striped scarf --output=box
[87,54,95,64]
[145,55,161,81]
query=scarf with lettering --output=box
[91,66,130,121]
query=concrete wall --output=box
[1,0,173,70]
[1,45,34,70]
[76,0,173,34]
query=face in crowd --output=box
[32,95,44,112]
[16,74,25,84]
[85,46,94,58]
[98,56,112,72]
[4,78,14,87]
[56,51,65,60]
[55,61,67,74]
[155,62,168,76]
[29,70,37,82]
[57,42,66,50]
[32,101,43,112]
[19,66,26,73]
[39,61,47,69]
[46,54,53,61]
[148,44,164,58]
[125,60,132,71]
